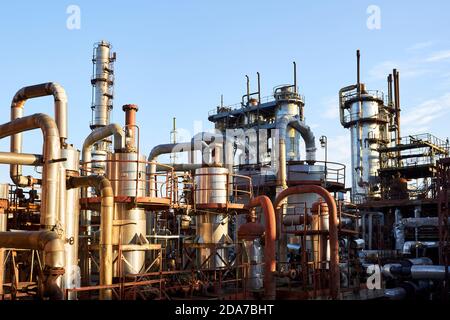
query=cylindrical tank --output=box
[194,167,229,205]
[242,239,263,291]
[196,212,229,269]
[61,146,81,299]
[275,86,303,162]
[92,41,114,127]
[107,152,147,276]
[345,92,387,202]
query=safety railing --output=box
[192,171,253,206]
[341,89,386,105]
[81,159,176,202]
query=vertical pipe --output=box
[274,185,340,299]
[293,61,297,93]
[122,104,139,150]
[245,75,250,104]
[244,196,276,300]
[356,50,361,95]
[68,176,114,300]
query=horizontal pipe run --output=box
[0,152,43,166]
[0,230,65,299]
[0,113,61,229]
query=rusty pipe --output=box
[0,113,61,229]
[10,82,67,187]
[273,185,340,299]
[67,175,114,300]
[122,104,138,148]
[0,230,65,299]
[244,196,276,300]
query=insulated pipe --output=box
[288,118,317,163]
[273,185,340,299]
[67,175,114,300]
[147,141,209,197]
[339,85,358,127]
[275,115,317,188]
[0,113,61,229]
[81,123,125,176]
[0,230,65,299]
[403,241,439,255]
[0,152,42,166]
[244,196,276,300]
[10,82,68,187]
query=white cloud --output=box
[407,41,434,52]
[368,59,430,81]
[402,92,450,133]
[425,50,450,62]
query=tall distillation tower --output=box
[90,41,116,173]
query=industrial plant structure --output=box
[0,42,448,301]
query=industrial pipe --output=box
[273,185,340,299]
[81,123,125,176]
[339,85,357,127]
[10,82,68,187]
[0,152,42,166]
[244,196,276,300]
[67,175,114,300]
[275,115,317,188]
[147,141,209,197]
[0,230,65,299]
[0,113,61,229]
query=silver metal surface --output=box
[411,265,450,280]
[106,152,148,276]
[10,82,67,187]
[196,212,229,269]
[92,41,115,128]
[60,146,80,299]
[194,167,229,205]
[243,239,263,290]
[0,114,61,229]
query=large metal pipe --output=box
[288,118,316,163]
[244,196,276,300]
[0,113,61,229]
[273,185,340,299]
[147,141,208,197]
[411,265,450,281]
[67,175,114,300]
[0,231,65,299]
[339,85,358,127]
[0,152,42,165]
[275,115,317,188]
[10,83,67,187]
[81,123,125,176]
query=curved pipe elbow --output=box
[244,196,276,300]
[273,185,340,299]
[81,124,125,173]
[339,85,357,127]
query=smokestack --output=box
[122,104,139,151]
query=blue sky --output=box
[0,1,449,184]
